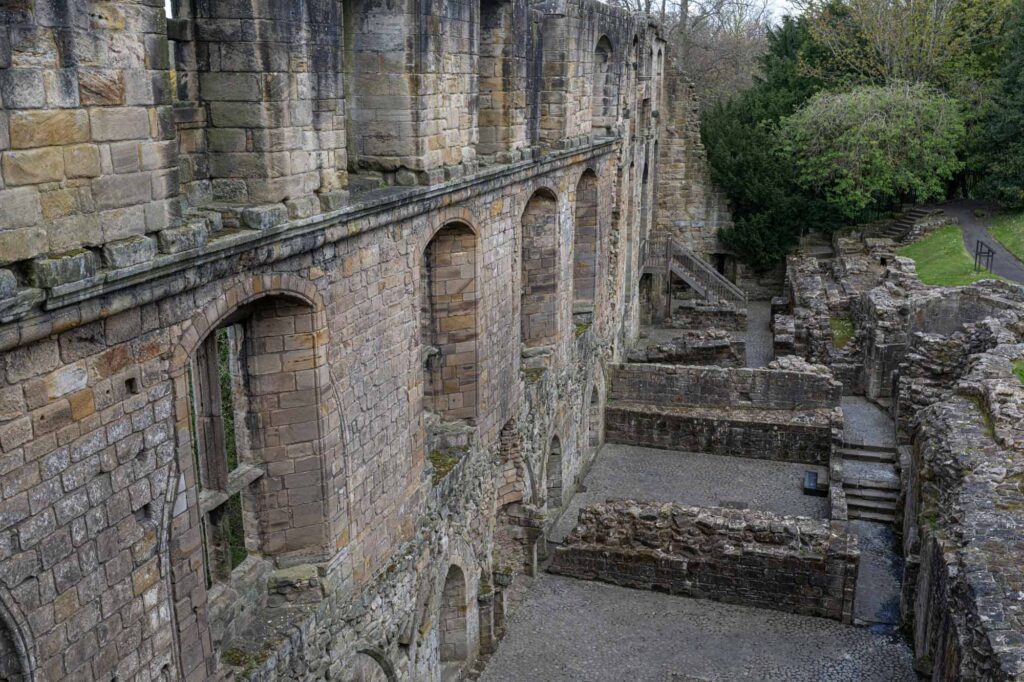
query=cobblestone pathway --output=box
[480,574,917,682]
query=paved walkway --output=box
[938,200,1024,284]
[479,574,917,682]
[840,396,904,632]
[841,397,896,448]
[741,300,773,368]
[549,444,828,543]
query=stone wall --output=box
[607,361,842,411]
[670,298,746,331]
[549,500,859,622]
[882,274,1024,678]
[0,2,662,680]
[628,330,745,367]
[604,360,841,464]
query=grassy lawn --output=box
[830,316,854,350]
[897,225,1003,287]
[990,211,1024,265]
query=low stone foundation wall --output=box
[604,403,835,464]
[608,361,842,411]
[549,500,858,622]
[628,331,745,367]
[671,299,747,331]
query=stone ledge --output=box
[550,499,858,623]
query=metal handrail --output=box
[667,238,747,303]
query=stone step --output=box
[846,496,897,512]
[843,476,900,491]
[838,447,897,464]
[845,486,898,501]
[849,508,897,523]
[841,440,897,453]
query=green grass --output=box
[1013,360,1024,386]
[897,225,1003,287]
[990,211,1024,265]
[830,316,854,350]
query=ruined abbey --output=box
[0,1,1022,681]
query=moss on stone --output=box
[1013,359,1024,386]
[428,449,460,484]
[222,645,273,678]
[575,322,591,337]
[829,316,854,350]
[522,367,546,384]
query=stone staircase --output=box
[643,238,747,305]
[840,443,899,524]
[874,207,932,242]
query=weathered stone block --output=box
[286,196,319,220]
[91,172,152,210]
[0,226,47,266]
[102,236,156,269]
[0,69,45,109]
[0,269,16,299]
[157,221,209,254]
[89,107,150,142]
[9,110,90,149]
[319,189,349,212]
[2,148,65,186]
[0,187,43,230]
[29,250,99,289]
[63,144,101,178]
[78,70,126,107]
[242,204,288,231]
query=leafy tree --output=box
[778,82,965,218]
[702,16,841,271]
[973,1,1024,206]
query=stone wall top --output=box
[608,360,842,411]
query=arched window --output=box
[422,223,479,421]
[546,436,562,508]
[352,651,396,682]
[172,291,337,673]
[440,565,469,681]
[477,0,514,164]
[521,190,559,348]
[591,36,617,136]
[573,170,599,313]
[0,617,25,682]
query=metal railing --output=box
[639,236,746,304]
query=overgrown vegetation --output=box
[829,316,854,349]
[989,211,1024,264]
[701,0,1024,271]
[428,450,461,484]
[897,225,999,286]
[1013,359,1024,386]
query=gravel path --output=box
[549,444,828,543]
[939,200,1024,284]
[741,300,773,368]
[479,574,917,682]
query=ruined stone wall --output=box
[627,330,745,367]
[654,64,728,259]
[604,361,841,463]
[607,362,842,411]
[549,500,859,623]
[0,2,662,680]
[669,298,746,331]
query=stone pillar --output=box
[198,0,346,217]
